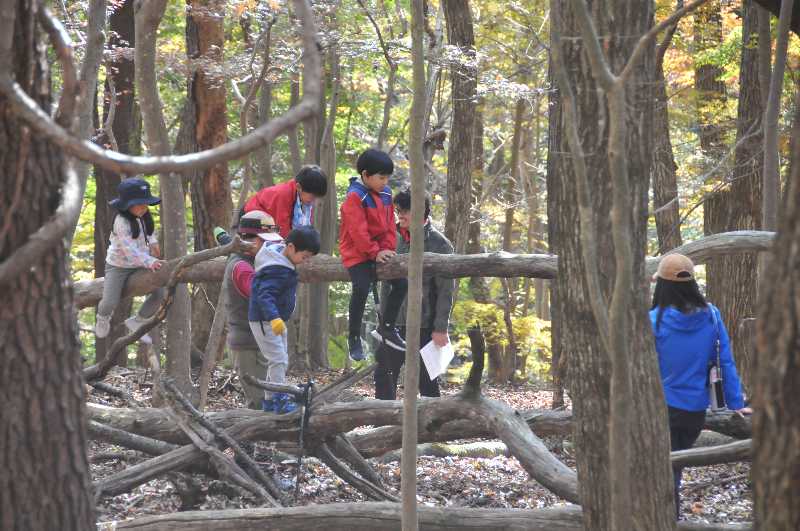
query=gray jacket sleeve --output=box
[431,233,455,332]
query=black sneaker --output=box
[348,335,366,361]
[370,325,406,351]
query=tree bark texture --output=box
[753,0,800,34]
[752,93,800,531]
[94,0,139,365]
[186,0,232,352]
[0,2,94,528]
[545,60,566,409]
[652,17,683,252]
[442,0,477,254]
[698,2,745,398]
[705,0,764,396]
[549,2,676,529]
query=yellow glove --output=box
[270,318,286,336]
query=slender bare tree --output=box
[135,0,193,397]
[401,1,427,528]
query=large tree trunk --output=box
[186,0,233,352]
[710,0,765,396]
[752,90,800,531]
[549,1,675,528]
[697,3,741,390]
[442,0,476,254]
[0,1,94,527]
[135,0,194,397]
[94,0,139,365]
[546,61,566,409]
[652,8,683,252]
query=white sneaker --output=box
[95,314,111,338]
[125,316,153,345]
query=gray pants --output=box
[234,347,268,409]
[249,320,288,400]
[97,263,166,319]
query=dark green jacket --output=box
[381,222,455,332]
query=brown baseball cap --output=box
[655,253,695,282]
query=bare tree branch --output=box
[355,0,395,69]
[0,0,322,176]
[37,7,79,127]
[103,75,119,152]
[620,0,710,83]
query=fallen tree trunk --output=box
[86,402,751,451]
[107,502,585,530]
[91,396,580,503]
[670,439,752,468]
[104,502,752,530]
[379,438,752,468]
[75,230,774,309]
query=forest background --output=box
[63,0,797,389]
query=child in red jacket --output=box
[340,149,408,361]
[244,165,328,239]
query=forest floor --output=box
[90,365,752,526]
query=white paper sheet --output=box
[420,340,455,380]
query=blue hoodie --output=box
[649,304,745,412]
[248,243,297,323]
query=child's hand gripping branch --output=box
[376,249,396,263]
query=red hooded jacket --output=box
[244,180,309,239]
[339,177,397,268]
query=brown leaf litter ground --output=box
[89,366,752,526]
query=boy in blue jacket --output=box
[249,226,320,414]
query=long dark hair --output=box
[651,277,708,330]
[116,209,155,241]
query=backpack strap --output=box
[709,305,722,370]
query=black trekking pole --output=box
[293,377,314,501]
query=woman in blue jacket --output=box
[649,253,751,518]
